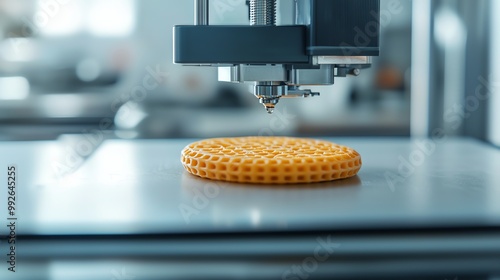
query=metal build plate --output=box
[1,138,500,236]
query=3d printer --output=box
[174,0,380,113]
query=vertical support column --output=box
[489,0,500,146]
[411,0,432,137]
[195,0,209,25]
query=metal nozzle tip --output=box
[262,103,275,114]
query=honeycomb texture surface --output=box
[181,137,361,184]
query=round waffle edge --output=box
[181,136,361,184]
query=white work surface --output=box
[1,137,500,236]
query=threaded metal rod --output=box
[250,0,276,26]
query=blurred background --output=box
[1,2,500,279]
[0,0,498,144]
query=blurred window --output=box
[34,0,136,37]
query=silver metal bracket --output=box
[313,56,372,65]
[254,83,320,114]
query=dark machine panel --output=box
[308,0,380,56]
[174,25,309,64]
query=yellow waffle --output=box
[181,137,361,184]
